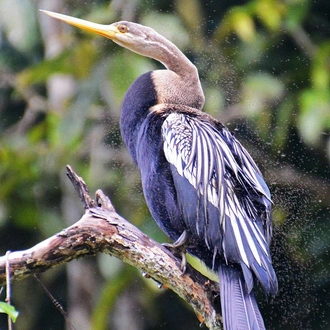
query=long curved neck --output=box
[151,34,197,78]
[152,36,205,109]
[123,29,205,110]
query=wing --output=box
[162,112,277,294]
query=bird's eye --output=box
[117,24,128,33]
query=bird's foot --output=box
[162,230,189,273]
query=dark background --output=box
[0,0,329,329]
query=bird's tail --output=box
[219,264,266,330]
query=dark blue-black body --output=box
[121,70,278,330]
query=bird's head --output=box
[40,10,173,63]
[40,10,204,109]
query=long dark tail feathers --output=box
[219,264,266,330]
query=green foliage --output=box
[0,301,19,323]
[91,265,134,330]
[17,41,98,88]
[298,41,330,145]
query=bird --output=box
[41,10,278,330]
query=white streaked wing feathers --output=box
[162,113,270,267]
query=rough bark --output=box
[0,165,222,330]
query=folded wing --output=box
[162,112,277,294]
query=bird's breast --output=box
[120,72,158,163]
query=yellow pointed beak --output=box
[40,9,118,40]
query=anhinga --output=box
[41,10,278,330]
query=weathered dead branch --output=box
[0,165,222,330]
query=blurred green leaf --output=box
[175,0,204,45]
[214,7,255,42]
[285,0,310,30]
[0,301,19,322]
[242,73,284,116]
[272,207,287,226]
[311,42,330,90]
[17,41,98,88]
[91,267,134,330]
[273,96,295,150]
[298,88,330,145]
[254,0,286,31]
[231,9,255,42]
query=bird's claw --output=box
[162,230,189,273]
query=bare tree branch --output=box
[0,166,222,330]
